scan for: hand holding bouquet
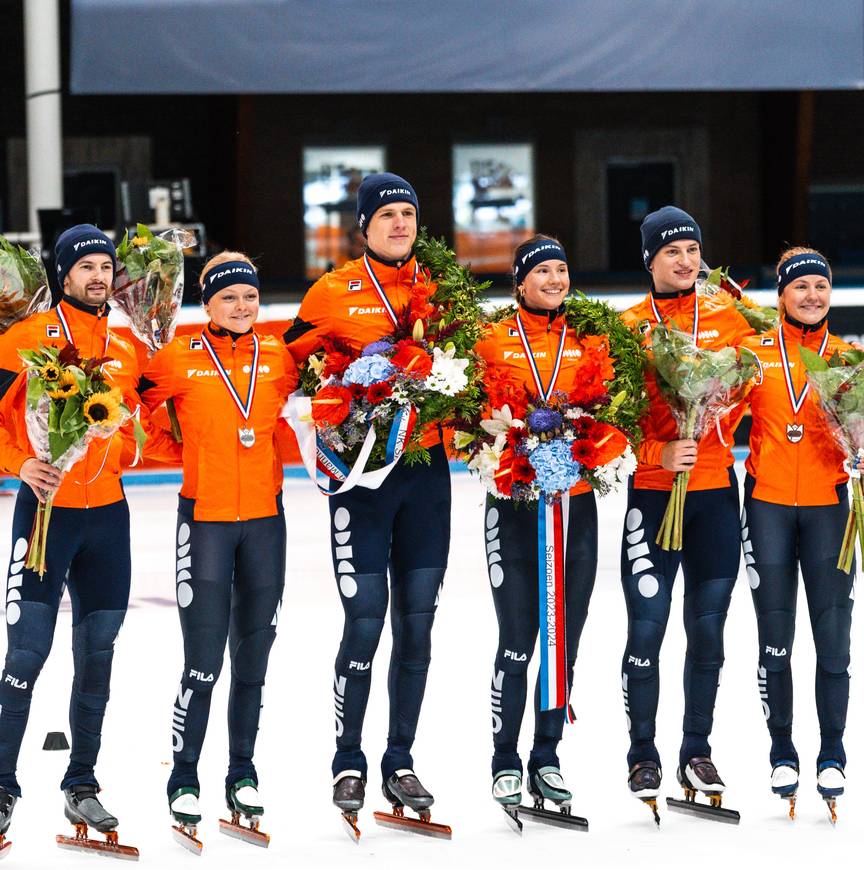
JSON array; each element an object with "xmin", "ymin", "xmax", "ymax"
[
  {"xmin": 112, "ymin": 224, "xmax": 194, "ymax": 441},
  {"xmin": 0, "ymin": 235, "xmax": 51, "ymax": 334},
  {"xmin": 651, "ymin": 324, "xmax": 758, "ymax": 550},
  {"xmin": 19, "ymin": 343, "xmax": 145, "ymax": 576},
  {"xmin": 800, "ymin": 345, "xmax": 864, "ymax": 572}
]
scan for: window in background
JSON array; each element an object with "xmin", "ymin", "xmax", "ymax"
[
  {"xmin": 303, "ymin": 146, "xmax": 385, "ymax": 279},
  {"xmin": 452, "ymin": 144, "xmax": 535, "ymax": 273}
]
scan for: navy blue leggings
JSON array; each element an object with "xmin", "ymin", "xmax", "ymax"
[
  {"xmin": 742, "ymin": 475, "xmax": 853, "ymax": 769},
  {"xmin": 485, "ymin": 492, "xmax": 597, "ymax": 777},
  {"xmin": 328, "ymin": 444, "xmax": 451, "ymax": 780},
  {"xmin": 0, "ymin": 487, "xmax": 130, "ymax": 796},
  {"xmin": 620, "ymin": 470, "xmax": 740, "ymax": 770},
  {"xmin": 167, "ymin": 496, "xmax": 285, "ymax": 796}
]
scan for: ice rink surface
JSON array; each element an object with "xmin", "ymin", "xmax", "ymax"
[{"xmin": 0, "ymin": 465, "xmax": 861, "ymax": 867}]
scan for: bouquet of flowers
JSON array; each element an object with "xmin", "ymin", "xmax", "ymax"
[
  {"xmin": 19, "ymin": 343, "xmax": 145, "ymax": 577},
  {"xmin": 0, "ymin": 235, "xmax": 51, "ymax": 334},
  {"xmin": 698, "ymin": 263, "xmax": 778, "ymax": 334},
  {"xmin": 651, "ymin": 324, "xmax": 758, "ymax": 550},
  {"xmin": 112, "ymin": 224, "xmax": 194, "ymax": 441},
  {"xmin": 800, "ymin": 345, "xmax": 864, "ymax": 572},
  {"xmin": 294, "ymin": 231, "xmax": 484, "ymax": 485},
  {"xmin": 458, "ymin": 293, "xmax": 646, "ymax": 501}
]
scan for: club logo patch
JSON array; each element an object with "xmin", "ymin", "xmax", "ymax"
[{"xmin": 786, "ymin": 423, "xmax": 804, "ymax": 444}]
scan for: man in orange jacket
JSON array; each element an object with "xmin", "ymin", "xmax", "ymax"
[
  {"xmin": 285, "ymin": 174, "xmax": 450, "ymax": 827},
  {"xmin": 619, "ymin": 207, "xmax": 754, "ymax": 817},
  {"xmin": 0, "ymin": 224, "xmax": 177, "ymax": 844}
]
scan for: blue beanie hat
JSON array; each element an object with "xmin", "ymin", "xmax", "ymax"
[
  {"xmin": 640, "ymin": 206, "xmax": 702, "ymax": 271},
  {"xmin": 54, "ymin": 224, "xmax": 116, "ymax": 289},
  {"xmin": 355, "ymin": 173, "xmax": 419, "ymax": 236}
]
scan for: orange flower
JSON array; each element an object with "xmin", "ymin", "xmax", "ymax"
[
  {"xmin": 391, "ymin": 343, "xmax": 433, "ymax": 378},
  {"xmin": 311, "ymin": 385, "xmax": 353, "ymax": 426},
  {"xmin": 589, "ymin": 421, "xmax": 629, "ymax": 466},
  {"xmin": 323, "ymin": 351, "xmax": 353, "ymax": 378}
]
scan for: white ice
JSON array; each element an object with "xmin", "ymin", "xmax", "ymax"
[{"xmin": 0, "ymin": 464, "xmax": 860, "ymax": 867}]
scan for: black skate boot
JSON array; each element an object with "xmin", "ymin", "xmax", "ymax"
[
  {"xmin": 333, "ymin": 771, "xmax": 365, "ymax": 843},
  {"xmin": 374, "ymin": 770, "xmax": 451, "ymax": 839},
  {"xmin": 58, "ymin": 784, "xmax": 138, "ymax": 859},
  {"xmin": 667, "ymin": 757, "xmax": 740, "ymax": 825},
  {"xmin": 220, "ymin": 778, "xmax": 269, "ymax": 848},
  {"xmin": 0, "ymin": 787, "xmax": 16, "ymax": 857},
  {"xmin": 628, "ymin": 761, "xmax": 661, "ymax": 826}
]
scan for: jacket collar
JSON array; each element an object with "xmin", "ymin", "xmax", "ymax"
[
  {"xmin": 518, "ymin": 299, "xmax": 565, "ymax": 326},
  {"xmin": 781, "ymin": 312, "xmax": 828, "ymax": 343},
  {"xmin": 650, "ymin": 283, "xmax": 696, "ymax": 301},
  {"xmin": 206, "ymin": 322, "xmax": 255, "ymax": 344},
  {"xmin": 59, "ymin": 294, "xmax": 108, "ymax": 319}
]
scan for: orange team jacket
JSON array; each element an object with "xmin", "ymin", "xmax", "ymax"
[
  {"xmin": 140, "ymin": 324, "xmax": 299, "ymax": 522},
  {"xmin": 474, "ymin": 305, "xmax": 592, "ymax": 496},
  {"xmin": 620, "ymin": 288, "xmax": 755, "ymax": 491},
  {"xmin": 283, "ymin": 253, "xmax": 441, "ymax": 447},
  {"xmin": 741, "ymin": 319, "xmax": 850, "ymax": 506},
  {"xmin": 0, "ymin": 297, "xmax": 180, "ymax": 509}
]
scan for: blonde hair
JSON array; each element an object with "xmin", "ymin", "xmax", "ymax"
[
  {"xmin": 199, "ymin": 250, "xmax": 257, "ymax": 290},
  {"xmin": 775, "ymin": 246, "xmax": 830, "ymax": 319}
]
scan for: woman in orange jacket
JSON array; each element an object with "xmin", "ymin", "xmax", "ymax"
[
  {"xmin": 739, "ymin": 248, "xmax": 853, "ymax": 816},
  {"xmin": 140, "ymin": 251, "xmax": 298, "ymax": 846},
  {"xmin": 474, "ymin": 235, "xmax": 599, "ymax": 816}
]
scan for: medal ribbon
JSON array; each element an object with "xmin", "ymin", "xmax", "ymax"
[
  {"xmin": 649, "ymin": 292, "xmax": 699, "ymax": 344},
  {"xmin": 514, "ymin": 311, "xmax": 567, "ymax": 401},
  {"xmin": 538, "ymin": 493, "xmax": 572, "ymax": 718},
  {"xmin": 778, "ymin": 322, "xmax": 829, "ymax": 415},
  {"xmin": 56, "ymin": 302, "xmax": 110, "ymax": 358},
  {"xmin": 362, "ymin": 254, "xmax": 418, "ymax": 329},
  {"xmin": 201, "ymin": 331, "xmax": 259, "ymax": 422},
  {"xmin": 514, "ymin": 311, "xmax": 571, "ymax": 716}
]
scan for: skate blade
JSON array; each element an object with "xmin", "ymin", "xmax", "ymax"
[
  {"xmin": 665, "ymin": 797, "xmax": 740, "ymax": 825},
  {"xmin": 640, "ymin": 797, "xmax": 661, "ymax": 826},
  {"xmin": 341, "ymin": 812, "xmax": 362, "ymax": 843},
  {"xmin": 500, "ymin": 806, "xmax": 523, "ymax": 835},
  {"xmin": 171, "ymin": 825, "xmax": 203, "ymax": 855},
  {"xmin": 0, "ymin": 837, "xmax": 11, "ymax": 860},
  {"xmin": 56, "ymin": 833, "xmax": 139, "ymax": 861},
  {"xmin": 824, "ymin": 798, "xmax": 838, "ymax": 825},
  {"xmin": 373, "ymin": 810, "xmax": 452, "ymax": 839},
  {"xmin": 518, "ymin": 804, "xmax": 588, "ymax": 832},
  {"xmin": 219, "ymin": 818, "xmax": 270, "ymax": 848}
]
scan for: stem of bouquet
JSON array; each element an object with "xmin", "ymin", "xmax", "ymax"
[
  {"xmin": 166, "ymin": 398, "xmax": 183, "ymax": 443},
  {"xmin": 24, "ymin": 491, "xmax": 54, "ymax": 578},
  {"xmin": 656, "ymin": 407, "xmax": 697, "ymax": 552},
  {"xmin": 853, "ymin": 476, "xmax": 864, "ymax": 570}
]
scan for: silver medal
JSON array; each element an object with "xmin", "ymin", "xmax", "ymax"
[
  {"xmin": 239, "ymin": 427, "xmax": 256, "ymax": 448},
  {"xmin": 786, "ymin": 423, "xmax": 804, "ymax": 444}
]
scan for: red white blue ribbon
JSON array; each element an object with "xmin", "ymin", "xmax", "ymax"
[
  {"xmin": 200, "ymin": 331, "xmax": 259, "ymax": 421},
  {"xmin": 778, "ymin": 322, "xmax": 829, "ymax": 415},
  {"xmin": 56, "ymin": 302, "xmax": 110, "ymax": 358},
  {"xmin": 514, "ymin": 310, "xmax": 567, "ymax": 401},
  {"xmin": 538, "ymin": 494, "xmax": 572, "ymax": 717},
  {"xmin": 362, "ymin": 254, "xmax": 418, "ymax": 328},
  {"xmin": 649, "ymin": 292, "xmax": 699, "ymax": 344}
]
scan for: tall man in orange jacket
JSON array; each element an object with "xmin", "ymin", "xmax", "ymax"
[
  {"xmin": 285, "ymin": 174, "xmax": 450, "ymax": 823},
  {"xmin": 0, "ymin": 225, "xmax": 178, "ymax": 841},
  {"xmin": 619, "ymin": 208, "xmax": 754, "ymax": 813}
]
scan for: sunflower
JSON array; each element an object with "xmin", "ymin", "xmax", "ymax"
[
  {"xmin": 39, "ymin": 362, "xmax": 61, "ymax": 383},
  {"xmin": 46, "ymin": 370, "xmax": 79, "ymax": 399},
  {"xmin": 83, "ymin": 392, "xmax": 121, "ymax": 426}
]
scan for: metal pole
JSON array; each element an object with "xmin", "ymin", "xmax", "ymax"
[{"xmin": 24, "ymin": 0, "xmax": 63, "ymax": 234}]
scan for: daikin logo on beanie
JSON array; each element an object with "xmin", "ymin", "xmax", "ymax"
[
  {"xmin": 639, "ymin": 206, "xmax": 702, "ymax": 270},
  {"xmin": 513, "ymin": 239, "xmax": 567, "ymax": 286},
  {"xmin": 776, "ymin": 253, "xmax": 831, "ymax": 293},
  {"xmin": 355, "ymin": 172, "xmax": 419, "ymax": 236},
  {"xmin": 54, "ymin": 224, "xmax": 116, "ymax": 288}
]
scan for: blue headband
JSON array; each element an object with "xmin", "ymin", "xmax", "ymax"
[
  {"xmin": 514, "ymin": 240, "xmax": 568, "ymax": 286},
  {"xmin": 777, "ymin": 253, "xmax": 831, "ymax": 293},
  {"xmin": 202, "ymin": 260, "xmax": 259, "ymax": 303}
]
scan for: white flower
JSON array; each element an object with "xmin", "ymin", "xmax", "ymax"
[
  {"xmin": 479, "ymin": 403, "xmax": 525, "ymax": 437},
  {"xmin": 525, "ymin": 435, "xmax": 540, "ymax": 451},
  {"xmin": 424, "ymin": 346, "xmax": 470, "ymax": 396},
  {"xmin": 564, "ymin": 407, "xmax": 586, "ymax": 420},
  {"xmin": 595, "ymin": 445, "xmax": 637, "ymax": 492},
  {"xmin": 467, "ymin": 439, "xmax": 504, "ymax": 477}
]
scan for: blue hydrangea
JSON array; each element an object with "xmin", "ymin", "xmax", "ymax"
[
  {"xmin": 362, "ymin": 340, "xmax": 393, "ymax": 357},
  {"xmin": 343, "ymin": 354, "xmax": 395, "ymax": 387},
  {"xmin": 527, "ymin": 407, "xmax": 563, "ymax": 435},
  {"xmin": 528, "ymin": 440, "xmax": 581, "ymax": 494}
]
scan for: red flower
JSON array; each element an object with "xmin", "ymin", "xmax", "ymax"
[
  {"xmin": 347, "ymin": 382, "xmax": 366, "ymax": 398},
  {"xmin": 506, "ymin": 427, "xmax": 525, "ymax": 449},
  {"xmin": 494, "ymin": 448, "xmax": 534, "ymax": 497},
  {"xmin": 391, "ymin": 343, "xmax": 433, "ymax": 378},
  {"xmin": 511, "ymin": 454, "xmax": 535, "ymax": 484},
  {"xmin": 589, "ymin": 422, "xmax": 629, "ymax": 466},
  {"xmin": 486, "ymin": 369, "xmax": 528, "ymax": 418},
  {"xmin": 570, "ymin": 439, "xmax": 599, "ymax": 468},
  {"xmin": 367, "ymin": 381, "xmax": 393, "ymax": 405},
  {"xmin": 311, "ymin": 385, "xmax": 353, "ymax": 426},
  {"xmin": 323, "ymin": 351, "xmax": 353, "ymax": 378}
]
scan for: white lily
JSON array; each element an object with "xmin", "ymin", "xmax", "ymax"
[{"xmin": 479, "ymin": 404, "xmax": 525, "ymax": 437}]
